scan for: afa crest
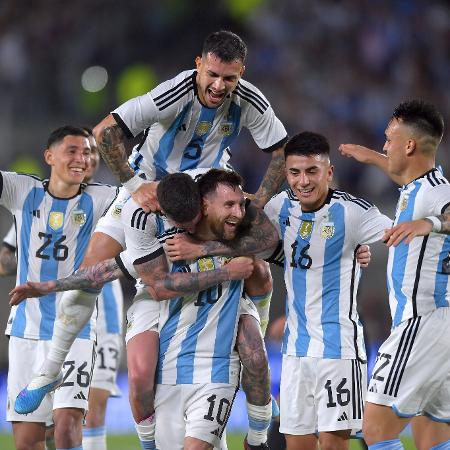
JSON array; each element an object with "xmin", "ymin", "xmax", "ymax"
[
  {"xmin": 195, "ymin": 121, "xmax": 212, "ymax": 136},
  {"xmin": 321, "ymin": 223, "xmax": 335, "ymax": 239},
  {"xmin": 299, "ymin": 220, "xmax": 314, "ymax": 239},
  {"xmin": 197, "ymin": 257, "xmax": 215, "ymax": 272},
  {"xmin": 219, "ymin": 123, "xmax": 234, "ymax": 136},
  {"xmin": 399, "ymin": 194, "xmax": 409, "ymax": 211},
  {"xmin": 72, "ymin": 209, "xmax": 86, "ymax": 227},
  {"xmin": 111, "ymin": 202, "xmax": 124, "ymax": 219},
  {"xmin": 48, "ymin": 212, "xmax": 64, "ymax": 231}
]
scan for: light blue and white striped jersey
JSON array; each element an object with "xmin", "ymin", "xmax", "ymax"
[
  {"xmin": 1, "ymin": 171, "xmax": 119, "ymax": 340},
  {"xmin": 119, "ymin": 198, "xmax": 242, "ymax": 385},
  {"xmin": 2, "ymin": 223, "xmax": 123, "ymax": 338},
  {"xmin": 265, "ymin": 188, "xmax": 392, "ymax": 360},
  {"xmin": 387, "ymin": 168, "xmax": 450, "ymax": 327},
  {"xmin": 113, "ymin": 69, "xmax": 287, "ymax": 180}
]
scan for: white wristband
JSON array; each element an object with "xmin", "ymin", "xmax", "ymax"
[
  {"xmin": 123, "ymin": 174, "xmax": 145, "ymax": 194},
  {"xmin": 425, "ymin": 216, "xmax": 442, "ymax": 233}
]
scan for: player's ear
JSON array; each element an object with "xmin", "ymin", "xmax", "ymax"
[
  {"xmin": 44, "ymin": 148, "xmax": 53, "ymax": 166},
  {"xmin": 239, "ymin": 65, "xmax": 245, "ymax": 77},
  {"xmin": 405, "ymin": 139, "xmax": 416, "ymax": 156},
  {"xmin": 195, "ymin": 56, "xmax": 202, "ymax": 70}
]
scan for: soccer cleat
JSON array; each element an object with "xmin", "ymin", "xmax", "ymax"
[
  {"xmin": 14, "ymin": 372, "xmax": 63, "ymax": 414},
  {"xmin": 244, "ymin": 436, "xmax": 270, "ymax": 450}
]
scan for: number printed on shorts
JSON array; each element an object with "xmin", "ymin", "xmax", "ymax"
[
  {"xmin": 372, "ymin": 352, "xmax": 392, "ymax": 382},
  {"xmin": 97, "ymin": 346, "xmax": 119, "ymax": 371},
  {"xmin": 325, "ymin": 378, "xmax": 350, "ymax": 407},
  {"xmin": 203, "ymin": 394, "xmax": 231, "ymax": 426},
  {"xmin": 61, "ymin": 360, "xmax": 90, "ymax": 388}
]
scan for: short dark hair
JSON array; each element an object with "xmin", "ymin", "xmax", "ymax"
[
  {"xmin": 392, "ymin": 100, "xmax": 444, "ymax": 141},
  {"xmin": 202, "ymin": 30, "xmax": 247, "ymax": 63},
  {"xmin": 197, "ymin": 168, "xmax": 243, "ymax": 198},
  {"xmin": 47, "ymin": 126, "xmax": 90, "ymax": 149},
  {"xmin": 157, "ymin": 173, "xmax": 202, "ymax": 223},
  {"xmin": 284, "ymin": 131, "xmax": 330, "ymax": 159}
]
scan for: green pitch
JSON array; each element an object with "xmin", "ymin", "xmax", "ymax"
[{"xmin": 0, "ymin": 433, "xmax": 416, "ymax": 449}]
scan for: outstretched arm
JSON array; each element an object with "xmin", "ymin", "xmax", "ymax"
[
  {"xmin": 165, "ymin": 204, "xmax": 279, "ymax": 261},
  {"xmin": 93, "ymin": 114, "xmax": 159, "ymax": 212},
  {"xmin": 338, "ymin": 144, "xmax": 403, "ymax": 185},
  {"xmin": 383, "ymin": 205, "xmax": 450, "ymax": 247},
  {"xmin": 253, "ymin": 147, "xmax": 286, "ymax": 208}
]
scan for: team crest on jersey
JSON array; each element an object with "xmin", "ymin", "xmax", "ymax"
[
  {"xmin": 111, "ymin": 202, "xmax": 124, "ymax": 219},
  {"xmin": 299, "ymin": 220, "xmax": 314, "ymax": 239},
  {"xmin": 399, "ymin": 193, "xmax": 409, "ymax": 211},
  {"xmin": 48, "ymin": 212, "xmax": 64, "ymax": 231},
  {"xmin": 321, "ymin": 222, "xmax": 335, "ymax": 239},
  {"xmin": 219, "ymin": 122, "xmax": 234, "ymax": 136},
  {"xmin": 72, "ymin": 209, "xmax": 86, "ymax": 227},
  {"xmin": 195, "ymin": 121, "xmax": 212, "ymax": 136},
  {"xmin": 197, "ymin": 257, "xmax": 215, "ymax": 272}
]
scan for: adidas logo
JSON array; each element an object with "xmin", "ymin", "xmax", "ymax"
[
  {"xmin": 337, "ymin": 411, "xmax": 348, "ymax": 422},
  {"xmin": 210, "ymin": 428, "xmax": 220, "ymax": 437},
  {"xmin": 74, "ymin": 391, "xmax": 87, "ymax": 400},
  {"xmin": 368, "ymin": 383, "xmax": 378, "ymax": 393}
]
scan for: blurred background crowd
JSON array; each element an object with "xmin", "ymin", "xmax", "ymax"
[{"xmin": 0, "ymin": 0, "xmax": 448, "ymax": 433}]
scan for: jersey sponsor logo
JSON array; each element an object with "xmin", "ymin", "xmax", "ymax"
[
  {"xmin": 299, "ymin": 220, "xmax": 313, "ymax": 239},
  {"xmin": 48, "ymin": 212, "xmax": 64, "ymax": 231},
  {"xmin": 197, "ymin": 257, "xmax": 215, "ymax": 272},
  {"xmin": 195, "ymin": 121, "xmax": 212, "ymax": 136},
  {"xmin": 71, "ymin": 209, "xmax": 86, "ymax": 227},
  {"xmin": 219, "ymin": 122, "xmax": 234, "ymax": 136}
]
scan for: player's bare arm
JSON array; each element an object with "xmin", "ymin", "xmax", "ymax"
[
  {"xmin": 9, "ymin": 258, "xmax": 123, "ymax": 305},
  {"xmin": 383, "ymin": 205, "xmax": 450, "ymax": 247},
  {"xmin": 0, "ymin": 245, "xmax": 17, "ymax": 276},
  {"xmin": 338, "ymin": 143, "xmax": 403, "ymax": 185},
  {"xmin": 165, "ymin": 204, "xmax": 279, "ymax": 261},
  {"xmin": 253, "ymin": 147, "xmax": 286, "ymax": 208},
  {"xmin": 139, "ymin": 256, "xmax": 254, "ymax": 300}
]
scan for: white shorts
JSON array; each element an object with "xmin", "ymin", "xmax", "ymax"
[
  {"xmin": 280, "ymin": 355, "xmax": 366, "ymax": 435},
  {"xmin": 91, "ymin": 333, "xmax": 122, "ymax": 396},
  {"xmin": 94, "ymin": 186, "xmax": 129, "ymax": 248},
  {"xmin": 7, "ymin": 336, "xmax": 95, "ymax": 424},
  {"xmin": 125, "ymin": 289, "xmax": 160, "ymax": 345},
  {"xmin": 367, "ymin": 307, "xmax": 450, "ymax": 421},
  {"xmin": 155, "ymin": 383, "xmax": 236, "ymax": 449}
]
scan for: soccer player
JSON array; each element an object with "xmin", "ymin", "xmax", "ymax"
[
  {"xmin": 262, "ymin": 132, "xmax": 391, "ymax": 450},
  {"xmin": 10, "ymin": 169, "xmax": 272, "ymax": 449},
  {"xmin": 26, "ymin": 29, "xmax": 286, "ymax": 447},
  {"xmin": 2, "ymin": 126, "xmax": 119, "ymax": 450},
  {"xmin": 339, "ymin": 100, "xmax": 450, "ymax": 450}
]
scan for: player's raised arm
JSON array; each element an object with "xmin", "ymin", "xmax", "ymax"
[{"xmin": 253, "ymin": 146, "xmax": 286, "ymax": 208}]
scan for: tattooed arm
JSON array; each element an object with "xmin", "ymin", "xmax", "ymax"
[
  {"xmin": 0, "ymin": 244, "xmax": 17, "ymax": 276},
  {"xmin": 165, "ymin": 203, "xmax": 279, "ymax": 261},
  {"xmin": 9, "ymin": 258, "xmax": 123, "ymax": 305},
  {"xmin": 137, "ymin": 255, "xmax": 254, "ymax": 300},
  {"xmin": 252, "ymin": 147, "xmax": 286, "ymax": 208}
]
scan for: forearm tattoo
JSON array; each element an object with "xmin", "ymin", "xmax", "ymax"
[
  {"xmin": 237, "ymin": 317, "xmax": 271, "ymax": 406},
  {"xmin": 97, "ymin": 124, "xmax": 135, "ymax": 183},
  {"xmin": 199, "ymin": 205, "xmax": 278, "ymax": 257},
  {"xmin": 0, "ymin": 247, "xmax": 17, "ymax": 276},
  {"xmin": 54, "ymin": 259, "xmax": 121, "ymax": 291},
  {"xmin": 437, "ymin": 206, "xmax": 450, "ymax": 234},
  {"xmin": 162, "ymin": 267, "xmax": 229, "ymax": 295},
  {"xmin": 254, "ymin": 148, "xmax": 286, "ymax": 207}
]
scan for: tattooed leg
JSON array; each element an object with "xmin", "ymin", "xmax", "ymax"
[{"xmin": 237, "ymin": 314, "xmax": 272, "ymax": 446}]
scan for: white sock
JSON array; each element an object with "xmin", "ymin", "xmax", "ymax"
[
  {"xmin": 83, "ymin": 425, "xmax": 106, "ymax": 450},
  {"xmin": 135, "ymin": 414, "xmax": 156, "ymax": 449},
  {"xmin": 43, "ymin": 289, "xmax": 99, "ymax": 377},
  {"xmin": 246, "ymin": 400, "xmax": 272, "ymax": 446}
]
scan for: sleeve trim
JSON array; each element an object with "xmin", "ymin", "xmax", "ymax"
[
  {"xmin": 115, "ymin": 255, "xmax": 135, "ymax": 281},
  {"xmin": 260, "ymin": 135, "xmax": 289, "ymax": 153},
  {"xmin": 134, "ymin": 247, "xmax": 165, "ymax": 266},
  {"xmin": 112, "ymin": 112, "xmax": 134, "ymax": 139}
]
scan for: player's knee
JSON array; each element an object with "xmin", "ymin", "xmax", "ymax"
[
  {"xmin": 362, "ymin": 418, "xmax": 385, "ymax": 445},
  {"xmin": 319, "ymin": 434, "xmax": 349, "ymax": 450},
  {"xmin": 54, "ymin": 408, "xmax": 83, "ymax": 446}
]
